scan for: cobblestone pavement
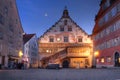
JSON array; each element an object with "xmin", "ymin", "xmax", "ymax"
[{"xmin": 0, "ymin": 68, "xmax": 120, "ymax": 80}]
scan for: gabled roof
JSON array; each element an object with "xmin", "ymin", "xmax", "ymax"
[
  {"xmin": 39, "ymin": 7, "xmax": 88, "ymax": 39},
  {"xmin": 23, "ymin": 34, "xmax": 35, "ymax": 44}
]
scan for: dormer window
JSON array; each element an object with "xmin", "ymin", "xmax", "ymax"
[{"xmin": 64, "ymin": 20, "xmax": 67, "ymax": 25}]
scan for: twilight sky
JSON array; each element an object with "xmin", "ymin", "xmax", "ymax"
[{"xmin": 16, "ymin": 0, "xmax": 100, "ymax": 37}]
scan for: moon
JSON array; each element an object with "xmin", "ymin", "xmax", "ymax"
[{"xmin": 45, "ymin": 13, "xmax": 48, "ymax": 17}]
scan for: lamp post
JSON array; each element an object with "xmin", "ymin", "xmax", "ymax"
[{"xmin": 19, "ymin": 50, "xmax": 23, "ymax": 62}]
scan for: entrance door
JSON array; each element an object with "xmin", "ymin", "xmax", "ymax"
[
  {"xmin": 114, "ymin": 52, "xmax": 120, "ymax": 67},
  {"xmin": 79, "ymin": 59, "xmax": 85, "ymax": 68},
  {"xmin": 62, "ymin": 60, "xmax": 69, "ymax": 68},
  {"xmin": 2, "ymin": 56, "xmax": 5, "ymax": 65}
]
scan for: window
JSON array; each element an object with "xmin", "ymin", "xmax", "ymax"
[
  {"xmin": 117, "ymin": 3, "xmax": 120, "ymax": 12},
  {"xmin": 64, "ymin": 20, "xmax": 67, "ymax": 25},
  {"xmin": 64, "ymin": 36, "xmax": 69, "ymax": 42},
  {"xmin": 107, "ymin": 57, "xmax": 112, "ymax": 63},
  {"xmin": 101, "ymin": 57, "xmax": 105, "ymax": 63},
  {"xmin": 68, "ymin": 26, "xmax": 72, "ymax": 31},
  {"xmin": 78, "ymin": 36, "xmax": 82, "ymax": 42},
  {"xmin": 98, "ymin": 17, "xmax": 105, "ymax": 26},
  {"xmin": 57, "ymin": 38, "xmax": 61, "ymax": 42},
  {"xmin": 112, "ymin": 7, "xmax": 117, "ymax": 16},
  {"xmin": 0, "ymin": 32, "xmax": 3, "ymax": 40},
  {"xmin": 0, "ymin": 44, "xmax": 2, "ymax": 51},
  {"xmin": 96, "ymin": 58, "xmax": 99, "ymax": 63},
  {"xmin": 78, "ymin": 38, "xmax": 82, "ymax": 42},
  {"xmin": 0, "ymin": 13, "xmax": 4, "ymax": 25},
  {"xmin": 9, "ymin": 24, "xmax": 14, "ymax": 32},
  {"xmin": 49, "ymin": 36, "xmax": 54, "ymax": 42},
  {"xmin": 108, "ymin": 11, "xmax": 112, "ymax": 19},
  {"xmin": 110, "ymin": 0, "xmax": 116, "ymax": 5},
  {"xmin": 16, "ymin": 19, "xmax": 18, "ymax": 24},
  {"xmin": 60, "ymin": 26, "xmax": 64, "ymax": 31},
  {"xmin": 4, "ymin": 7, "xmax": 8, "ymax": 15}
]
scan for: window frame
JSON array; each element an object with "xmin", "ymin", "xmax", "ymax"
[{"xmin": 64, "ymin": 36, "xmax": 69, "ymax": 42}]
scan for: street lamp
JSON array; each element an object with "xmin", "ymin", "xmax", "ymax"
[
  {"xmin": 19, "ymin": 50, "xmax": 23, "ymax": 58},
  {"xmin": 94, "ymin": 51, "xmax": 99, "ymax": 57}
]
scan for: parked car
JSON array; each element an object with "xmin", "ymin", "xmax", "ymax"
[{"xmin": 46, "ymin": 63, "xmax": 61, "ymax": 69}]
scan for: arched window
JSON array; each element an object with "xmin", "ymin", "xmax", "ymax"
[{"xmin": 114, "ymin": 52, "xmax": 120, "ymax": 67}]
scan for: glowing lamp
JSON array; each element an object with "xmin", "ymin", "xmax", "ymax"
[
  {"xmin": 57, "ymin": 38, "xmax": 60, "ymax": 41},
  {"xmin": 94, "ymin": 51, "xmax": 99, "ymax": 57},
  {"xmin": 19, "ymin": 51, "xmax": 23, "ymax": 57}
]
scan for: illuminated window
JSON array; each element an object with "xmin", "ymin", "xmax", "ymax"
[
  {"xmin": 107, "ymin": 57, "xmax": 112, "ymax": 63},
  {"xmin": 64, "ymin": 36, "xmax": 69, "ymax": 42},
  {"xmin": 96, "ymin": 58, "xmax": 99, "ymax": 63},
  {"xmin": 101, "ymin": 57, "xmax": 105, "ymax": 63},
  {"xmin": 57, "ymin": 38, "xmax": 61, "ymax": 42},
  {"xmin": 46, "ymin": 50, "xmax": 49, "ymax": 53}
]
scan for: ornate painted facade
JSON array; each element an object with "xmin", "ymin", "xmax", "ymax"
[
  {"xmin": 93, "ymin": 0, "xmax": 120, "ymax": 68},
  {"xmin": 39, "ymin": 8, "xmax": 93, "ymax": 68}
]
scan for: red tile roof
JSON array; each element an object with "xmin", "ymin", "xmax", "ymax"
[{"xmin": 23, "ymin": 34, "xmax": 35, "ymax": 44}]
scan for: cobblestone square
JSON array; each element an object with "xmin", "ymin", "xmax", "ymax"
[{"xmin": 0, "ymin": 68, "xmax": 120, "ymax": 80}]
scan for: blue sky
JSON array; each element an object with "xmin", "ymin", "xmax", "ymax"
[{"xmin": 16, "ymin": 0, "xmax": 100, "ymax": 37}]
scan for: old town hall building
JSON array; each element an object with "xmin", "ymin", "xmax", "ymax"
[
  {"xmin": 93, "ymin": 0, "xmax": 120, "ymax": 68},
  {"xmin": 38, "ymin": 8, "xmax": 93, "ymax": 68}
]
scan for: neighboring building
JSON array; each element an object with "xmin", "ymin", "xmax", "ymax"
[
  {"xmin": 0, "ymin": 0, "xmax": 24, "ymax": 68},
  {"xmin": 38, "ymin": 7, "xmax": 93, "ymax": 68},
  {"xmin": 23, "ymin": 34, "xmax": 39, "ymax": 68},
  {"xmin": 92, "ymin": 0, "xmax": 120, "ymax": 67}
]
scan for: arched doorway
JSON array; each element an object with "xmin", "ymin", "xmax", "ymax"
[
  {"xmin": 62, "ymin": 60, "xmax": 69, "ymax": 68},
  {"xmin": 114, "ymin": 52, "xmax": 120, "ymax": 67}
]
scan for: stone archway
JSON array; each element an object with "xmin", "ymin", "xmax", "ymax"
[
  {"xmin": 62, "ymin": 60, "xmax": 69, "ymax": 68},
  {"xmin": 114, "ymin": 52, "xmax": 120, "ymax": 67}
]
